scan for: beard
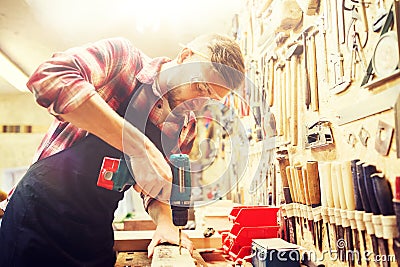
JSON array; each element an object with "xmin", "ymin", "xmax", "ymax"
[
  {"xmin": 165, "ymin": 88, "xmax": 180, "ymax": 111},
  {"xmin": 165, "ymin": 88, "xmax": 209, "ymax": 117}
]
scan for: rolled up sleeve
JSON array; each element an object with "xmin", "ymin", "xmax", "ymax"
[
  {"xmin": 26, "ymin": 38, "xmax": 134, "ymax": 116},
  {"xmin": 140, "ymin": 192, "xmax": 155, "ymax": 213}
]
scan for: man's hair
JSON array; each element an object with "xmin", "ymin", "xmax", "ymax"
[{"xmin": 187, "ymin": 34, "xmax": 245, "ymax": 90}]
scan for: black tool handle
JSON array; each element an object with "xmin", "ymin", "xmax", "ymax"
[
  {"xmin": 371, "ymin": 173, "xmax": 394, "ymax": 216},
  {"xmin": 283, "ymin": 187, "xmax": 293, "ymax": 204},
  {"xmin": 362, "ymin": 164, "xmax": 381, "ymax": 215},
  {"xmin": 356, "ymin": 161, "xmax": 371, "ymax": 212},
  {"xmin": 351, "ymin": 159, "xmax": 363, "ymax": 211},
  {"xmin": 302, "ymin": 253, "xmax": 325, "ymax": 267}
]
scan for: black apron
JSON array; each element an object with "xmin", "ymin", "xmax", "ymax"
[{"xmin": 0, "ymin": 81, "xmax": 178, "ymax": 267}]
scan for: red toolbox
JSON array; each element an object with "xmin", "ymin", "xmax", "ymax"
[
  {"xmin": 222, "ymin": 206, "xmax": 280, "ymax": 262},
  {"xmin": 228, "ymin": 206, "xmax": 279, "ymax": 226}
]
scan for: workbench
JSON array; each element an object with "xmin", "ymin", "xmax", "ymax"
[
  {"xmin": 114, "ymin": 230, "xmax": 238, "ymax": 266},
  {"xmin": 114, "ymin": 230, "xmax": 222, "ymax": 252},
  {"xmin": 115, "ymin": 249, "xmax": 312, "ymax": 266},
  {"xmin": 115, "ymin": 249, "xmax": 240, "ymax": 267}
]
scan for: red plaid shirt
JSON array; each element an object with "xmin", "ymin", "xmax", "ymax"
[{"xmin": 1, "ymin": 38, "xmax": 196, "ymax": 211}]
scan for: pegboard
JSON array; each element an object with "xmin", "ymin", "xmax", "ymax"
[{"xmin": 234, "ymin": 0, "xmax": 400, "ymax": 265}]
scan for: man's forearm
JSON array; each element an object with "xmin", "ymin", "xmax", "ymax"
[
  {"xmin": 147, "ymin": 200, "xmax": 173, "ymax": 226},
  {"xmin": 60, "ymin": 94, "xmax": 148, "ymax": 157}
]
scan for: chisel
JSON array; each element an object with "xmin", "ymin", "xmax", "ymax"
[
  {"xmin": 362, "ymin": 164, "xmax": 386, "ymax": 267},
  {"xmin": 319, "ymin": 162, "xmax": 335, "ymax": 255},
  {"xmin": 331, "ymin": 162, "xmax": 346, "ymax": 262},
  {"xmin": 334, "ymin": 161, "xmax": 356, "ymax": 266},
  {"xmin": 277, "ymin": 150, "xmax": 292, "ymax": 204},
  {"xmin": 300, "ymin": 166, "xmax": 316, "ymax": 245},
  {"xmin": 351, "ymin": 159, "xmax": 369, "ymax": 266},
  {"xmin": 306, "ymin": 161, "xmax": 322, "ymax": 252},
  {"xmin": 291, "ymin": 165, "xmax": 304, "ymax": 240},
  {"xmin": 285, "ymin": 165, "xmax": 298, "ymax": 244},
  {"xmin": 371, "ymin": 172, "xmax": 395, "ymax": 267},
  {"xmin": 295, "ymin": 164, "xmax": 310, "ymax": 242},
  {"xmin": 277, "ymin": 150, "xmax": 295, "ymax": 243},
  {"xmin": 341, "ymin": 161, "xmax": 358, "ymax": 266},
  {"xmin": 393, "ymin": 176, "xmax": 400, "ymax": 263},
  {"xmin": 356, "ymin": 162, "xmax": 379, "ymax": 266}
]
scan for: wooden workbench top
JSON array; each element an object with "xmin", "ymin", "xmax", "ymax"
[
  {"xmin": 115, "ymin": 249, "xmax": 246, "ymax": 267},
  {"xmin": 114, "ymin": 230, "xmax": 222, "ymax": 252}
]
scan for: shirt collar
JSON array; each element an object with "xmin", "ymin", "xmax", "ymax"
[{"xmin": 136, "ymin": 56, "xmax": 170, "ymax": 98}]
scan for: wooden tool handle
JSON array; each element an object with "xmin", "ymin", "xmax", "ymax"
[
  {"xmin": 285, "ymin": 61, "xmax": 291, "ymax": 142},
  {"xmin": 268, "ymin": 59, "xmax": 275, "ymax": 107},
  {"xmin": 309, "ymin": 34, "xmax": 319, "ymax": 112},
  {"xmin": 306, "ymin": 161, "xmax": 321, "ymax": 206},
  {"xmin": 295, "ymin": 164, "xmax": 307, "ymax": 205},
  {"xmin": 278, "ymin": 65, "xmax": 285, "ymax": 136},
  {"xmin": 277, "ymin": 155, "xmax": 290, "ymax": 187},
  {"xmin": 340, "ymin": 161, "xmax": 356, "ymax": 210},
  {"xmin": 330, "ymin": 163, "xmax": 341, "ymax": 209},
  {"xmin": 291, "ymin": 56, "xmax": 298, "ymax": 146},
  {"xmin": 301, "ymin": 167, "xmax": 312, "ymax": 206},
  {"xmin": 303, "ymin": 37, "xmax": 311, "ymax": 109},
  {"xmin": 318, "ymin": 162, "xmax": 333, "ymax": 208},
  {"xmin": 332, "ymin": 0, "xmax": 340, "ymax": 52},
  {"xmin": 286, "ymin": 166, "xmax": 298, "ymax": 203},
  {"xmin": 333, "ymin": 162, "xmax": 347, "ymax": 210}
]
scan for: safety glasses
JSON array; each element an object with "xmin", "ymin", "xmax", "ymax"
[{"xmin": 178, "ymin": 43, "xmax": 210, "ymax": 61}]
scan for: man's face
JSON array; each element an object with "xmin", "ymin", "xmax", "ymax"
[
  {"xmin": 160, "ymin": 55, "xmax": 232, "ymax": 116},
  {"xmin": 166, "ymin": 82, "xmax": 229, "ymax": 116}
]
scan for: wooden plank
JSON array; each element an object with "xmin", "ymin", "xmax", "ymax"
[
  {"xmin": 123, "ymin": 218, "xmax": 156, "ymax": 231},
  {"xmin": 115, "ymin": 250, "xmax": 210, "ymax": 267},
  {"xmin": 151, "ymin": 245, "xmax": 195, "ymax": 267},
  {"xmin": 115, "ymin": 251, "xmax": 151, "ymax": 267},
  {"xmin": 114, "ymin": 230, "xmax": 222, "ymax": 252}
]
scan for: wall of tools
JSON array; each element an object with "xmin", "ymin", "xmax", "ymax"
[{"xmin": 233, "ymin": 0, "xmax": 400, "ymax": 265}]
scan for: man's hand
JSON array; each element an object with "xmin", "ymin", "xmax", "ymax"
[
  {"xmin": 129, "ymin": 138, "xmax": 172, "ymax": 202},
  {"xmin": 147, "ymin": 222, "xmax": 193, "ymax": 258},
  {"xmin": 146, "ymin": 200, "xmax": 193, "ymax": 258}
]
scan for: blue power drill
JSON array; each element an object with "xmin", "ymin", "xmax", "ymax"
[{"xmin": 97, "ymin": 154, "xmax": 191, "ymax": 252}]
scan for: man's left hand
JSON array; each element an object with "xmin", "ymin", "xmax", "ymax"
[{"xmin": 147, "ymin": 222, "xmax": 193, "ymax": 258}]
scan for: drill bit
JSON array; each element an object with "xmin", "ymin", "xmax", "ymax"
[{"xmin": 179, "ymin": 228, "xmax": 182, "ymax": 255}]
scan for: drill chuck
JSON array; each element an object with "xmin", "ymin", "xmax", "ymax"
[{"xmin": 172, "ymin": 208, "xmax": 189, "ymax": 227}]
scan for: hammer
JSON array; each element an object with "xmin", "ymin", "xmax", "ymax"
[
  {"xmin": 299, "ymin": 25, "xmax": 316, "ymax": 110},
  {"xmin": 285, "ymin": 42, "xmax": 303, "ymax": 146}
]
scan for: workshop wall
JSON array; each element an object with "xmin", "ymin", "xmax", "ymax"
[
  {"xmin": 0, "ymin": 93, "xmax": 52, "ymax": 190},
  {"xmin": 231, "ymin": 0, "xmax": 400, "ymax": 265}
]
